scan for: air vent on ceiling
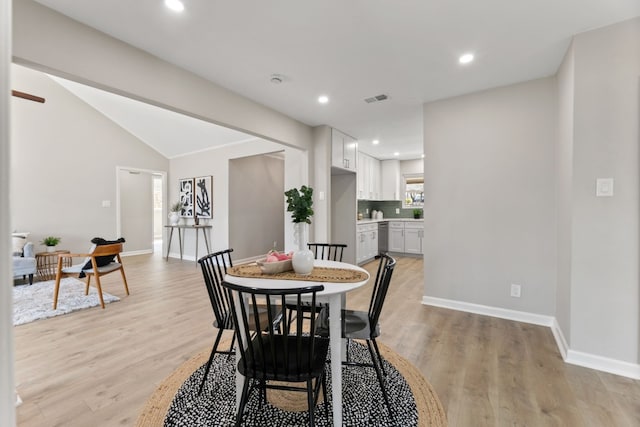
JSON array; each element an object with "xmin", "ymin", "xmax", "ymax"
[{"xmin": 364, "ymin": 94, "xmax": 388, "ymax": 103}]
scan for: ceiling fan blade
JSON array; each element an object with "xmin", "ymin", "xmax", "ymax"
[{"xmin": 11, "ymin": 90, "xmax": 45, "ymax": 103}]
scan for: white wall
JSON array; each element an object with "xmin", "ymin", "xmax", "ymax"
[
  {"xmin": 568, "ymin": 18, "xmax": 639, "ymax": 363},
  {"xmin": 10, "ymin": 64, "xmax": 169, "ymax": 253},
  {"xmin": 229, "ymin": 153, "xmax": 284, "ymax": 260},
  {"xmin": 169, "ymin": 141, "xmax": 307, "ymax": 260},
  {"xmin": 423, "ymin": 77, "xmax": 558, "ymax": 316},
  {"xmin": 1, "ymin": 0, "xmax": 15, "ymax": 423},
  {"xmin": 400, "ymin": 159, "xmax": 423, "ymax": 176},
  {"xmin": 555, "ymin": 43, "xmax": 575, "ymax": 345}
]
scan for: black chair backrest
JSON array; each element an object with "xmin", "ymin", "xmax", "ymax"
[
  {"xmin": 307, "ymin": 243, "xmax": 347, "ymax": 262},
  {"xmin": 198, "ymin": 249, "xmax": 234, "ymax": 329},
  {"xmin": 368, "ymin": 253, "xmax": 397, "ymax": 331},
  {"xmin": 222, "ymin": 280, "xmax": 326, "ymax": 381}
]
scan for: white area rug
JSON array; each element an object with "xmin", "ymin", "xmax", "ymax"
[{"xmin": 13, "ymin": 277, "xmax": 120, "ymax": 326}]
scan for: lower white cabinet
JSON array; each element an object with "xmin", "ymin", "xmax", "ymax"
[
  {"xmin": 388, "ymin": 222, "xmax": 405, "ymax": 253},
  {"xmin": 404, "ymin": 222, "xmax": 424, "ymax": 254},
  {"xmin": 356, "ymin": 223, "xmax": 378, "ymax": 264},
  {"xmin": 388, "ymin": 221, "xmax": 423, "ymax": 254}
]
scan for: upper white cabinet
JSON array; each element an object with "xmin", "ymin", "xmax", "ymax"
[
  {"xmin": 357, "ymin": 151, "xmax": 381, "ymax": 200},
  {"xmin": 381, "ymin": 159, "xmax": 401, "ymax": 201},
  {"xmin": 332, "ymin": 128, "xmax": 357, "ymax": 172}
]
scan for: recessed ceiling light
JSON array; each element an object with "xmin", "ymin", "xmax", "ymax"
[
  {"xmin": 372, "ymin": 140, "xmax": 380, "ymax": 145},
  {"xmin": 421, "ymin": 154, "xmax": 425, "ymax": 158},
  {"xmin": 459, "ymin": 53, "xmax": 474, "ymax": 64},
  {"xmin": 165, "ymin": 0, "xmax": 184, "ymax": 12},
  {"xmin": 318, "ymin": 95, "xmax": 329, "ymax": 104},
  {"xmin": 393, "ymin": 152, "xmax": 399, "ymax": 157}
]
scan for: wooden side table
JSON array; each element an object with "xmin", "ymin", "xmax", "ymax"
[{"xmin": 36, "ymin": 250, "xmax": 72, "ymax": 281}]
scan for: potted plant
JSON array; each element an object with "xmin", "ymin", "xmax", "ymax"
[
  {"xmin": 168, "ymin": 201, "xmax": 183, "ymax": 226},
  {"xmin": 284, "ymin": 185, "xmax": 314, "ymax": 274},
  {"xmin": 40, "ymin": 236, "xmax": 61, "ymax": 253},
  {"xmin": 412, "ymin": 208, "xmax": 422, "ymax": 219}
]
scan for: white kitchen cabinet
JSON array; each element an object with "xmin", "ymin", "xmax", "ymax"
[
  {"xmin": 332, "ymin": 128, "xmax": 357, "ymax": 172},
  {"xmin": 357, "ymin": 151, "xmax": 381, "ymax": 200},
  {"xmin": 388, "ymin": 221, "xmax": 405, "ymax": 253},
  {"xmin": 356, "ymin": 223, "xmax": 378, "ymax": 264},
  {"xmin": 381, "ymin": 159, "xmax": 401, "ymax": 200},
  {"xmin": 404, "ymin": 222, "xmax": 424, "ymax": 254}
]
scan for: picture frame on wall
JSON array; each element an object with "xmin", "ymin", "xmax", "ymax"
[
  {"xmin": 179, "ymin": 178, "xmax": 194, "ymax": 218},
  {"xmin": 194, "ymin": 175, "xmax": 213, "ymax": 219}
]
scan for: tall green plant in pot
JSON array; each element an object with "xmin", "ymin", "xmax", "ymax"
[{"xmin": 285, "ymin": 185, "xmax": 314, "ymax": 275}]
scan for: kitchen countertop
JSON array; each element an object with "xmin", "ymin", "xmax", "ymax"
[{"xmin": 357, "ymin": 218, "xmax": 423, "ymax": 224}]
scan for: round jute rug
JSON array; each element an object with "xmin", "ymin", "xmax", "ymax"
[{"xmin": 136, "ymin": 338, "xmax": 447, "ymax": 426}]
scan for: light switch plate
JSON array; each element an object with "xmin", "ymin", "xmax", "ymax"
[
  {"xmin": 395, "ymin": 208, "xmax": 400, "ymax": 214},
  {"xmin": 596, "ymin": 178, "xmax": 614, "ymax": 197},
  {"xmin": 101, "ymin": 200, "xmax": 111, "ymax": 207}
]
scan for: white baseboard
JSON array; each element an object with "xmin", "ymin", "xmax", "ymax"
[
  {"xmin": 566, "ymin": 350, "xmax": 640, "ymax": 379},
  {"xmin": 422, "ymin": 295, "xmax": 640, "ymax": 380},
  {"xmin": 121, "ymin": 249, "xmax": 153, "ymax": 257},
  {"xmin": 421, "ymin": 296, "xmax": 554, "ymax": 327}
]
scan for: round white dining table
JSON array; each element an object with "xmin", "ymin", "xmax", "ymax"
[{"xmin": 225, "ymin": 259, "xmax": 370, "ymax": 427}]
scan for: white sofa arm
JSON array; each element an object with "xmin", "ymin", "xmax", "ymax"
[{"xmin": 22, "ymin": 242, "xmax": 35, "ymax": 258}]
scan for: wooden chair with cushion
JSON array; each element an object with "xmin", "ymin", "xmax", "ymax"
[{"xmin": 53, "ymin": 242, "xmax": 129, "ymax": 309}]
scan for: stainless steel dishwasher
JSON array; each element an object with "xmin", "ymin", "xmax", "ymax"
[{"xmin": 378, "ymin": 222, "xmax": 389, "ymax": 253}]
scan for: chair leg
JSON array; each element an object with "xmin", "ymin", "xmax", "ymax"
[
  {"xmin": 236, "ymin": 377, "xmax": 250, "ymax": 427},
  {"xmin": 28, "ymin": 274, "xmax": 33, "ymax": 285},
  {"xmin": 85, "ymin": 275, "xmax": 91, "ymax": 295},
  {"xmin": 198, "ymin": 328, "xmax": 225, "ymax": 395},
  {"xmin": 94, "ymin": 275, "xmax": 106, "ymax": 309},
  {"xmin": 366, "ymin": 339, "xmax": 393, "ymax": 419},
  {"xmin": 119, "ymin": 266, "xmax": 130, "ymax": 295},
  {"xmin": 307, "ymin": 379, "xmax": 315, "ymax": 427},
  {"xmin": 53, "ymin": 274, "xmax": 62, "ymax": 310},
  {"xmin": 371, "ymin": 338, "xmax": 387, "ymax": 376}
]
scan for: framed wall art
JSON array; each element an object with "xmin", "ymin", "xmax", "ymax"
[
  {"xmin": 179, "ymin": 178, "xmax": 194, "ymax": 217},
  {"xmin": 194, "ymin": 175, "xmax": 213, "ymax": 219}
]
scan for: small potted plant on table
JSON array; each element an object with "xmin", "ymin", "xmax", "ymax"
[
  {"xmin": 169, "ymin": 202, "xmax": 184, "ymax": 226},
  {"xmin": 41, "ymin": 236, "xmax": 61, "ymax": 253},
  {"xmin": 412, "ymin": 208, "xmax": 423, "ymax": 219}
]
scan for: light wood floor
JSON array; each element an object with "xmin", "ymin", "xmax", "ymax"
[{"xmin": 14, "ymin": 254, "xmax": 640, "ymax": 426}]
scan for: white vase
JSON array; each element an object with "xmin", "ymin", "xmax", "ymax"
[
  {"xmin": 292, "ymin": 222, "xmax": 314, "ymax": 275},
  {"xmin": 46, "ymin": 246, "xmax": 56, "ymax": 253},
  {"xmin": 168, "ymin": 211, "xmax": 180, "ymax": 226}
]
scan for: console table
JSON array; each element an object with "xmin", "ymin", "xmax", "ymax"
[{"xmin": 164, "ymin": 224, "xmax": 212, "ymax": 262}]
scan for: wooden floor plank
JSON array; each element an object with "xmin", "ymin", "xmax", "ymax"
[{"xmin": 14, "ymin": 253, "xmax": 640, "ymax": 426}]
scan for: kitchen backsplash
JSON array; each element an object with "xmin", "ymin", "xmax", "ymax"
[{"xmin": 357, "ymin": 200, "xmax": 422, "ymax": 219}]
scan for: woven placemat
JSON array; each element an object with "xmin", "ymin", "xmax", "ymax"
[{"xmin": 227, "ymin": 264, "xmax": 368, "ymax": 283}]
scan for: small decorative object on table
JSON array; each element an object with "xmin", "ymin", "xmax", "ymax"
[
  {"xmin": 285, "ymin": 185, "xmax": 315, "ymax": 275},
  {"xmin": 40, "ymin": 236, "xmax": 61, "ymax": 253},
  {"xmin": 256, "ymin": 250, "xmax": 293, "ymax": 274},
  {"xmin": 413, "ymin": 208, "xmax": 423, "ymax": 219},
  {"xmin": 169, "ymin": 201, "xmax": 183, "ymax": 226}
]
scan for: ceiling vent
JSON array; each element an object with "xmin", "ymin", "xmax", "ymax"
[{"xmin": 364, "ymin": 94, "xmax": 388, "ymax": 103}]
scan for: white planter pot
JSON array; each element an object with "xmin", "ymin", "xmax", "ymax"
[{"xmin": 168, "ymin": 211, "xmax": 180, "ymax": 226}]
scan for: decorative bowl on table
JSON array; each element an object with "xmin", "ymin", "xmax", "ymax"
[{"xmin": 256, "ymin": 258, "xmax": 293, "ymax": 274}]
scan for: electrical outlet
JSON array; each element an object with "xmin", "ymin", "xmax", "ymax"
[
  {"xmin": 395, "ymin": 208, "xmax": 400, "ymax": 214},
  {"xmin": 273, "ymin": 241, "xmax": 277, "ymax": 249},
  {"xmin": 510, "ymin": 284, "xmax": 521, "ymax": 298}
]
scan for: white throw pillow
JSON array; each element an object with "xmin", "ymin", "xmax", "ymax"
[{"xmin": 12, "ymin": 232, "xmax": 30, "ymax": 256}]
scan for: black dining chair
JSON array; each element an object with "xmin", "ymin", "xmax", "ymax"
[
  {"xmin": 317, "ymin": 253, "xmax": 397, "ymax": 417},
  {"xmin": 286, "ymin": 243, "xmax": 347, "ymax": 329},
  {"xmin": 197, "ymin": 248, "xmax": 236, "ymax": 395},
  {"xmin": 223, "ymin": 280, "xmax": 330, "ymax": 427}
]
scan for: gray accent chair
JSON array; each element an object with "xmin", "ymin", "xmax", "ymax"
[{"xmin": 13, "ymin": 242, "xmax": 36, "ymax": 285}]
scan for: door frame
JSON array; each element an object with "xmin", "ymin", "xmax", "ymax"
[{"xmin": 116, "ymin": 166, "xmax": 167, "ymax": 256}]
